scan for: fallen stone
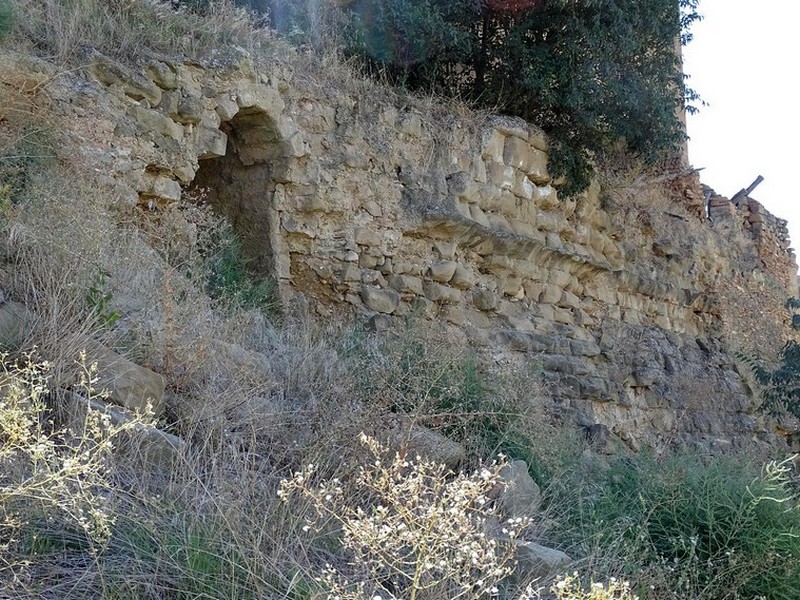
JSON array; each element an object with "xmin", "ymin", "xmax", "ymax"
[
  {"xmin": 498, "ymin": 460, "xmax": 541, "ymax": 519},
  {"xmin": 514, "ymin": 541, "xmax": 572, "ymax": 580},
  {"xmin": 0, "ymin": 300, "xmax": 31, "ymax": 350},
  {"xmin": 379, "ymin": 415, "xmax": 466, "ymax": 471},
  {"xmin": 67, "ymin": 393, "xmax": 184, "ymax": 470},
  {"xmin": 84, "ymin": 344, "xmax": 166, "ymax": 418}
]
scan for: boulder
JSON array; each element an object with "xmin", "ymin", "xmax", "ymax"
[
  {"xmin": 498, "ymin": 460, "xmax": 541, "ymax": 519},
  {"xmin": 515, "ymin": 541, "xmax": 572, "ymax": 580},
  {"xmin": 0, "ymin": 300, "xmax": 31, "ymax": 350},
  {"xmin": 85, "ymin": 344, "xmax": 166, "ymax": 418},
  {"xmin": 67, "ymin": 394, "xmax": 184, "ymax": 470},
  {"xmin": 379, "ymin": 415, "xmax": 466, "ymax": 471}
]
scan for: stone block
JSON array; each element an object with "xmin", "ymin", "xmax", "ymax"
[
  {"xmin": 433, "ymin": 240, "xmax": 458, "ymax": 260},
  {"xmin": 195, "ymin": 126, "xmax": 227, "ymax": 158},
  {"xmin": 128, "ymin": 105, "xmax": 183, "ymax": 140},
  {"xmin": 494, "ymin": 329, "xmax": 534, "ymax": 352},
  {"xmin": 487, "ymin": 162, "xmax": 515, "ymax": 191},
  {"xmin": 514, "ymin": 542, "xmax": 572, "ymax": 581},
  {"xmin": 379, "ymin": 416, "xmax": 465, "ymax": 471},
  {"xmin": 0, "ymin": 300, "xmax": 31, "ymax": 350},
  {"xmin": 145, "ymin": 60, "xmax": 179, "ymax": 90},
  {"xmin": 545, "ymin": 232, "xmax": 563, "ymax": 250},
  {"xmin": 488, "ymin": 115, "xmax": 529, "ymax": 139},
  {"xmin": 442, "ymin": 306, "xmax": 467, "ymax": 326},
  {"xmin": 481, "ymin": 128, "xmax": 506, "ymax": 162},
  {"xmin": 473, "ymin": 289, "xmax": 499, "ymax": 311},
  {"xmin": 422, "ymin": 281, "xmax": 461, "ymax": 304},
  {"xmin": 547, "ymin": 269, "xmax": 571, "ymax": 288},
  {"xmin": 528, "ymin": 125, "xmax": 548, "ymax": 151},
  {"xmin": 361, "ymin": 270, "xmax": 386, "ymax": 286},
  {"xmin": 215, "ymin": 94, "xmax": 239, "ymax": 121},
  {"xmin": 498, "ymin": 460, "xmax": 541, "ymax": 518},
  {"xmin": 542, "ymin": 354, "xmax": 590, "ymax": 375},
  {"xmin": 502, "ymin": 276, "xmax": 524, "ymax": 298},
  {"xmin": 570, "ymin": 338, "xmax": 601, "ymax": 357},
  {"xmin": 173, "ymin": 95, "xmax": 205, "ymax": 124},
  {"xmin": 339, "ymin": 264, "xmax": 362, "ymax": 282},
  {"xmin": 91, "ymin": 54, "xmax": 162, "ymax": 106},
  {"xmin": 470, "ymin": 158, "xmax": 487, "ymax": 183},
  {"xmin": 522, "ymin": 280, "xmax": 544, "ymax": 301},
  {"xmin": 359, "ymin": 254, "xmax": 379, "ymax": 269},
  {"xmin": 539, "ymin": 284, "xmax": 563, "ymax": 305},
  {"xmin": 361, "ymin": 286, "xmax": 400, "ymax": 314},
  {"xmin": 354, "ymin": 227, "xmax": 383, "ymax": 248},
  {"xmin": 85, "ymin": 344, "xmax": 166, "ymax": 417},
  {"xmin": 450, "ymin": 265, "xmax": 477, "ymax": 290},
  {"xmin": 469, "ymin": 204, "xmax": 491, "ymax": 227},
  {"xmin": 533, "ymin": 184, "xmax": 559, "ymax": 210},
  {"xmin": 424, "ymin": 261, "xmax": 455, "ymax": 283},
  {"xmin": 553, "ymin": 307, "xmax": 575, "ymax": 325},
  {"xmin": 503, "ymin": 135, "xmax": 532, "ymax": 171},
  {"xmin": 512, "ymin": 173, "xmax": 534, "ymax": 201},
  {"xmin": 141, "ymin": 174, "xmax": 182, "ymax": 202},
  {"xmin": 447, "ymin": 171, "xmax": 478, "ymax": 202},
  {"xmin": 388, "ymin": 274, "xmax": 424, "ymax": 295},
  {"xmin": 486, "ymin": 213, "xmax": 513, "ymax": 233},
  {"xmin": 157, "ymin": 90, "xmax": 180, "ymax": 115},
  {"xmin": 236, "ymin": 84, "xmax": 285, "ymax": 117},
  {"xmin": 537, "ymin": 303, "xmax": 555, "ymax": 322},
  {"xmin": 555, "ymin": 289, "xmax": 580, "ymax": 309},
  {"xmin": 527, "ymin": 147, "xmax": 550, "ymax": 184}
]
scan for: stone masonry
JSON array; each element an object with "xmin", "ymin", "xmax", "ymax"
[{"xmin": 5, "ymin": 45, "xmax": 797, "ymax": 453}]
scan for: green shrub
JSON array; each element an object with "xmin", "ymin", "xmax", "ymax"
[
  {"xmin": 205, "ymin": 234, "xmax": 277, "ymax": 314},
  {"xmin": 548, "ymin": 451, "xmax": 800, "ymax": 600},
  {"xmin": 740, "ymin": 297, "xmax": 800, "ymax": 420}
]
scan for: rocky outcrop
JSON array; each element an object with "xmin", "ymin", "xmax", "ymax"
[{"xmin": 2, "ymin": 45, "xmax": 796, "ymax": 452}]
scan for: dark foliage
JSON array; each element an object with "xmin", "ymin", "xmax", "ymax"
[{"xmin": 740, "ymin": 297, "xmax": 800, "ymax": 420}]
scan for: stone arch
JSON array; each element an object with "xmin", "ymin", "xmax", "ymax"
[{"xmin": 189, "ymin": 106, "xmax": 289, "ymax": 279}]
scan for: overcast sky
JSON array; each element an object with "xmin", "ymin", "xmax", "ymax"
[{"xmin": 682, "ymin": 0, "xmax": 800, "ymax": 252}]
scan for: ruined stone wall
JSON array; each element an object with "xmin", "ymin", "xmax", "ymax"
[
  {"xmin": 10, "ymin": 46, "xmax": 797, "ymax": 453},
  {"xmin": 708, "ymin": 187, "xmax": 797, "ymax": 294}
]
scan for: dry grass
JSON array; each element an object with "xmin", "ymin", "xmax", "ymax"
[{"xmin": 7, "ymin": 0, "xmax": 271, "ymax": 65}]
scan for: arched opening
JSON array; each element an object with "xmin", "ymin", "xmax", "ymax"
[{"xmin": 189, "ymin": 107, "xmax": 288, "ymax": 278}]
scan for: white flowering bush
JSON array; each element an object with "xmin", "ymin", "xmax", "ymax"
[
  {"xmin": 0, "ymin": 352, "xmax": 152, "ymax": 551},
  {"xmin": 279, "ymin": 433, "xmax": 530, "ymax": 600},
  {"xmin": 548, "ymin": 573, "xmax": 637, "ymax": 600}
]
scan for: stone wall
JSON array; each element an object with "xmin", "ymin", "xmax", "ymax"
[
  {"xmin": 7, "ymin": 46, "xmax": 797, "ymax": 453},
  {"xmin": 708, "ymin": 186, "xmax": 797, "ymax": 293}
]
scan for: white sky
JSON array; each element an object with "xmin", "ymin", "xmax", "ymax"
[{"xmin": 682, "ymin": 0, "xmax": 800, "ymax": 252}]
